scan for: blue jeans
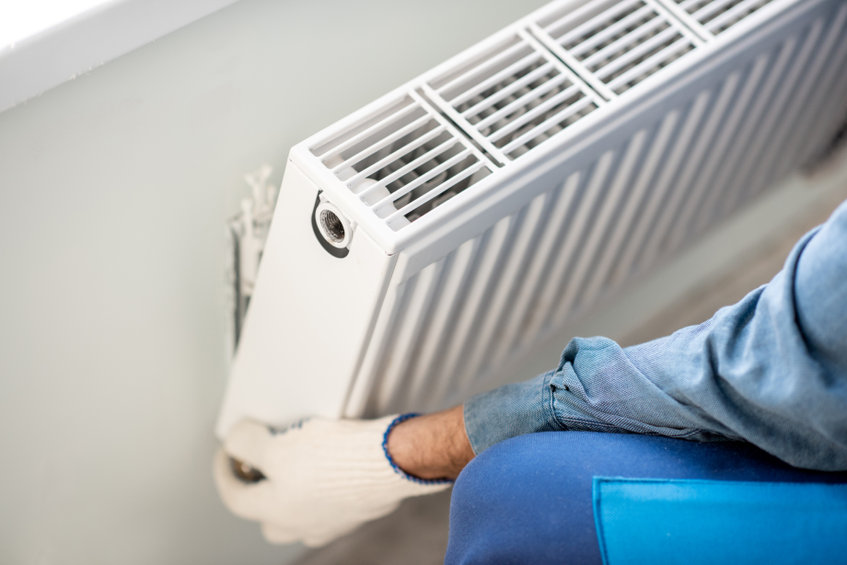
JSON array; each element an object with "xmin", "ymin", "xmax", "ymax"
[
  {"xmin": 464, "ymin": 199, "xmax": 847, "ymax": 471},
  {"xmin": 445, "ymin": 433, "xmax": 847, "ymax": 564}
]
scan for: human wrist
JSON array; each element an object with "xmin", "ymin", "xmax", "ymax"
[{"xmin": 385, "ymin": 405, "xmax": 474, "ymax": 481}]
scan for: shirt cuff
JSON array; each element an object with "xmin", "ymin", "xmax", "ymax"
[{"xmin": 463, "ymin": 370, "xmax": 562, "ymax": 455}]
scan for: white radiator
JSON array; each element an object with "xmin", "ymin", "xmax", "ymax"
[{"xmin": 217, "ymin": 0, "xmax": 847, "ymax": 437}]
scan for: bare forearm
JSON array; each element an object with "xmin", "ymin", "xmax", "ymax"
[{"xmin": 386, "ymin": 405, "xmax": 475, "ymax": 480}]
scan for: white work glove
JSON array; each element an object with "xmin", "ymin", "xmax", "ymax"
[{"xmin": 213, "ymin": 414, "xmax": 451, "ymax": 547}]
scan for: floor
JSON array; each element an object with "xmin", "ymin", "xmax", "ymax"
[{"xmin": 293, "ymin": 144, "xmax": 847, "ymax": 565}]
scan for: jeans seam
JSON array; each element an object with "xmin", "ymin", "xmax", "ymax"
[
  {"xmin": 547, "ymin": 369, "xmax": 711, "ymax": 437},
  {"xmin": 544, "ymin": 370, "xmax": 569, "ymax": 432},
  {"xmin": 556, "ymin": 411, "xmax": 712, "ymax": 438},
  {"xmin": 556, "ymin": 416, "xmax": 621, "ymax": 433}
]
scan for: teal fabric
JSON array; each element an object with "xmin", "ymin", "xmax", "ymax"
[{"xmin": 593, "ymin": 477, "xmax": 847, "ymax": 565}]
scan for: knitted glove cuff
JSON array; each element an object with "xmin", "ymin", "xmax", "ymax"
[{"xmin": 381, "ymin": 413, "xmax": 453, "ymax": 486}]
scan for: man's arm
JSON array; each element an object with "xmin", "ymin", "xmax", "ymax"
[
  {"xmin": 216, "ymin": 199, "xmax": 847, "ymax": 546},
  {"xmin": 442, "ymin": 199, "xmax": 847, "ymax": 471},
  {"xmin": 392, "ymin": 199, "xmax": 847, "ymax": 477}
]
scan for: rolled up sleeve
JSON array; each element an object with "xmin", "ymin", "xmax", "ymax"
[{"xmin": 465, "ymin": 200, "xmax": 847, "ymax": 470}]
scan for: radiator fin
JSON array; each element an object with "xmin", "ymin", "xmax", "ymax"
[
  {"xmin": 672, "ymin": 0, "xmax": 775, "ymax": 35},
  {"xmin": 426, "ymin": 33, "xmax": 602, "ymax": 160},
  {"xmin": 309, "ymin": 94, "xmax": 494, "ymax": 230},
  {"xmin": 535, "ymin": 0, "xmax": 697, "ymax": 94}
]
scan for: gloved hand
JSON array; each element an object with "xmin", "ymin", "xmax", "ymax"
[{"xmin": 213, "ymin": 415, "xmax": 451, "ymax": 547}]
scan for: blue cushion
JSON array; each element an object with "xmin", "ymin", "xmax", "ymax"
[{"xmin": 594, "ymin": 477, "xmax": 847, "ymax": 565}]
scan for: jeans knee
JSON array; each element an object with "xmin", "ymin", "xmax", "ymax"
[{"xmin": 446, "ymin": 434, "xmax": 602, "ymax": 564}]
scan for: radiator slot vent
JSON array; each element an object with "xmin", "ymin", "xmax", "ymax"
[
  {"xmin": 307, "ymin": 0, "xmax": 796, "ymax": 234},
  {"xmin": 310, "ymin": 95, "xmax": 493, "ymax": 230},
  {"xmin": 672, "ymin": 0, "xmax": 775, "ymax": 35},
  {"xmin": 427, "ymin": 34, "xmax": 601, "ymax": 160},
  {"xmin": 536, "ymin": 0, "xmax": 697, "ymax": 94}
]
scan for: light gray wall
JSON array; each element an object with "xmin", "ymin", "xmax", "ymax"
[{"xmin": 0, "ymin": 1, "xmax": 547, "ymax": 563}]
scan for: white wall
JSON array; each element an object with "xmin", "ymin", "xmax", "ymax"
[{"xmin": 0, "ymin": 0, "xmax": 547, "ymax": 563}]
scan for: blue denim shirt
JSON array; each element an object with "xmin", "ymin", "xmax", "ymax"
[{"xmin": 464, "ymin": 199, "xmax": 847, "ymax": 471}]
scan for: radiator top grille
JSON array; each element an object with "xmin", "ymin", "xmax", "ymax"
[
  {"xmin": 306, "ymin": 0, "xmax": 783, "ymax": 234},
  {"xmin": 537, "ymin": 0, "xmax": 696, "ymax": 95},
  {"xmin": 427, "ymin": 34, "xmax": 600, "ymax": 160},
  {"xmin": 673, "ymin": 0, "xmax": 775, "ymax": 35},
  {"xmin": 311, "ymin": 96, "xmax": 493, "ymax": 231}
]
